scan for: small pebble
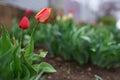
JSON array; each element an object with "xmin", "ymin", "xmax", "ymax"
[
  {"xmin": 48, "ymin": 75, "xmax": 52, "ymax": 79},
  {"xmin": 87, "ymin": 67, "xmax": 92, "ymax": 71}
]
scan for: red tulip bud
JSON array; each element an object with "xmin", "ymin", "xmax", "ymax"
[
  {"xmin": 35, "ymin": 8, "xmax": 52, "ymax": 23},
  {"xmin": 25, "ymin": 9, "xmax": 32, "ymax": 15},
  {"xmin": 19, "ymin": 16, "xmax": 30, "ymax": 29},
  {"xmin": 59, "ymin": 10, "xmax": 64, "ymax": 16}
]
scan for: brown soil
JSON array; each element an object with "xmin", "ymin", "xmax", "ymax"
[{"xmin": 43, "ymin": 54, "xmax": 120, "ymax": 80}]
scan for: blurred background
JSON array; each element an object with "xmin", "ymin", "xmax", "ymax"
[
  {"xmin": 0, "ymin": 0, "xmax": 120, "ymax": 27},
  {"xmin": 1, "ymin": 1, "xmax": 120, "ymax": 80},
  {"xmin": 0, "ymin": 0, "xmax": 120, "ymax": 24}
]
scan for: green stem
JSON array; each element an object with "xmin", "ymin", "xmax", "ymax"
[
  {"xmin": 34, "ymin": 71, "xmax": 44, "ymax": 80},
  {"xmin": 20, "ymin": 29, "xmax": 24, "ymax": 47},
  {"xmin": 30, "ymin": 21, "xmax": 39, "ymax": 40}
]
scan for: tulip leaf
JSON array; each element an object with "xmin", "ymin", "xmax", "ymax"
[
  {"xmin": 0, "ymin": 49, "xmax": 13, "ymax": 79},
  {"xmin": 32, "ymin": 62, "xmax": 56, "ymax": 73},
  {"xmin": 39, "ymin": 51, "xmax": 47, "ymax": 58},
  {"xmin": 25, "ymin": 38, "xmax": 34, "ymax": 56},
  {"xmin": 11, "ymin": 45, "xmax": 22, "ymax": 76},
  {"xmin": 0, "ymin": 25, "xmax": 12, "ymax": 55}
]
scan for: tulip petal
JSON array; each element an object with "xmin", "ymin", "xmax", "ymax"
[
  {"xmin": 35, "ymin": 8, "xmax": 52, "ymax": 23},
  {"xmin": 19, "ymin": 16, "xmax": 30, "ymax": 29}
]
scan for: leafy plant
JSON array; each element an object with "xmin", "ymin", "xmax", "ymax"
[
  {"xmin": 42, "ymin": 23, "xmax": 120, "ymax": 68},
  {"xmin": 89, "ymin": 26, "xmax": 120, "ymax": 68},
  {"xmin": 0, "ymin": 24, "xmax": 56, "ymax": 80},
  {"xmin": 10, "ymin": 14, "xmax": 120, "ymax": 68},
  {"xmin": 99, "ymin": 16, "xmax": 116, "ymax": 25},
  {"xmin": 0, "ymin": 7, "xmax": 56, "ymax": 80}
]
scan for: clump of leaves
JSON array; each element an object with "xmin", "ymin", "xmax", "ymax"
[
  {"xmin": 10, "ymin": 17, "xmax": 120, "ymax": 68},
  {"xmin": 0, "ymin": 25, "xmax": 56, "ymax": 80}
]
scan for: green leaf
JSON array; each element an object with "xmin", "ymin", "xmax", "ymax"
[
  {"xmin": 21, "ymin": 64, "xmax": 31, "ymax": 80},
  {"xmin": 80, "ymin": 36, "xmax": 91, "ymax": 43},
  {"xmin": 0, "ymin": 49, "xmax": 12, "ymax": 68},
  {"xmin": 39, "ymin": 51, "xmax": 47, "ymax": 58},
  {"xmin": 24, "ymin": 51, "xmax": 47, "ymax": 64},
  {"xmin": 0, "ymin": 49, "xmax": 13, "ymax": 79},
  {"xmin": 0, "ymin": 25, "xmax": 12, "ymax": 55},
  {"xmin": 21, "ymin": 54, "xmax": 37, "ymax": 77},
  {"xmin": 32, "ymin": 62, "xmax": 56, "ymax": 73},
  {"xmin": 25, "ymin": 38, "xmax": 34, "ymax": 56},
  {"xmin": 25, "ymin": 54, "xmax": 42, "ymax": 64},
  {"xmin": 12, "ymin": 45, "xmax": 22, "ymax": 76}
]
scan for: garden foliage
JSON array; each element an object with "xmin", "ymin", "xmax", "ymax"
[
  {"xmin": 10, "ymin": 17, "xmax": 120, "ymax": 68},
  {"xmin": 0, "ymin": 7, "xmax": 56, "ymax": 80},
  {"xmin": 0, "ymin": 25, "xmax": 56, "ymax": 80}
]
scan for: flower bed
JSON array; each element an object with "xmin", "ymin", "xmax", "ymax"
[
  {"xmin": 10, "ymin": 15, "xmax": 120, "ymax": 68},
  {"xmin": 0, "ymin": 8, "xmax": 56, "ymax": 80}
]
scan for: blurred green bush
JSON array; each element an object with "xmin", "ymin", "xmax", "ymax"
[{"xmin": 99, "ymin": 16, "xmax": 116, "ymax": 25}]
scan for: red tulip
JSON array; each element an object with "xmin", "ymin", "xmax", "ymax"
[
  {"xmin": 59, "ymin": 10, "xmax": 64, "ymax": 16},
  {"xmin": 19, "ymin": 16, "xmax": 30, "ymax": 29},
  {"xmin": 35, "ymin": 8, "xmax": 52, "ymax": 23},
  {"xmin": 25, "ymin": 9, "xmax": 32, "ymax": 15}
]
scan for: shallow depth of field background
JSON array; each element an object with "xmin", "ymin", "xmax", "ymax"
[{"xmin": 1, "ymin": 0, "xmax": 120, "ymax": 80}]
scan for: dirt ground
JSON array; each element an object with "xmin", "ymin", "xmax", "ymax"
[{"xmin": 43, "ymin": 54, "xmax": 120, "ymax": 80}]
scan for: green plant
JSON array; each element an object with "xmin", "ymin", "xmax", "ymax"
[
  {"xmin": 0, "ymin": 7, "xmax": 56, "ymax": 80},
  {"xmin": 89, "ymin": 26, "xmax": 120, "ymax": 68},
  {"xmin": 0, "ymin": 24, "xmax": 56, "ymax": 80},
  {"xmin": 10, "ymin": 19, "xmax": 46, "ymax": 46},
  {"xmin": 41, "ymin": 20, "xmax": 91, "ymax": 64},
  {"xmin": 10, "ymin": 15, "xmax": 120, "ymax": 68},
  {"xmin": 99, "ymin": 16, "xmax": 116, "ymax": 25},
  {"xmin": 42, "ymin": 23, "xmax": 120, "ymax": 68}
]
